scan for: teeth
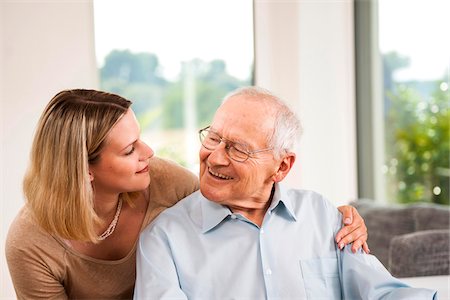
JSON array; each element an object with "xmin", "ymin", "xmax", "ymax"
[{"xmin": 209, "ymin": 168, "xmax": 233, "ymax": 180}]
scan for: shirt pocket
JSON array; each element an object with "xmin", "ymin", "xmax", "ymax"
[{"xmin": 299, "ymin": 258, "xmax": 342, "ymax": 300}]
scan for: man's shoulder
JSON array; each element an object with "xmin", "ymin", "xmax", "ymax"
[
  {"xmin": 284, "ymin": 186, "xmax": 333, "ymax": 207},
  {"xmin": 166, "ymin": 189, "xmax": 203, "ymax": 211},
  {"xmin": 150, "ymin": 190, "xmax": 203, "ymax": 226},
  {"xmin": 286, "ymin": 187, "xmax": 324, "ymax": 199},
  {"xmin": 281, "ymin": 185, "xmax": 339, "ymax": 219}
]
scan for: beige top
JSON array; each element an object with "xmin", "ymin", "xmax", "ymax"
[{"xmin": 5, "ymin": 157, "xmax": 200, "ymax": 299}]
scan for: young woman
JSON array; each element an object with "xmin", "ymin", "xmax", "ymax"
[{"xmin": 6, "ymin": 89, "xmax": 368, "ymax": 299}]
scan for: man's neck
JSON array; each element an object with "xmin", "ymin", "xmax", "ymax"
[{"xmin": 228, "ymin": 185, "xmax": 275, "ymax": 227}]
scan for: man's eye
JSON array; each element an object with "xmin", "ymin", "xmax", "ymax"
[
  {"xmin": 233, "ymin": 144, "xmax": 248, "ymax": 154},
  {"xmin": 208, "ymin": 136, "xmax": 221, "ymax": 143},
  {"xmin": 230, "ymin": 146, "xmax": 248, "ymax": 160}
]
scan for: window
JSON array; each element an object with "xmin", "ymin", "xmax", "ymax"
[
  {"xmin": 93, "ymin": 0, "xmax": 254, "ymax": 170},
  {"xmin": 355, "ymin": 0, "xmax": 449, "ymax": 204}
]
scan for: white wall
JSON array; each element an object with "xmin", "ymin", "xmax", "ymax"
[
  {"xmin": 0, "ymin": 1, "xmax": 98, "ymax": 298},
  {"xmin": 254, "ymin": 0, "xmax": 358, "ymax": 205}
]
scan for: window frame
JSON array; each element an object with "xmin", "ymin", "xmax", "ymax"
[{"xmin": 354, "ymin": 0, "xmax": 386, "ymax": 202}]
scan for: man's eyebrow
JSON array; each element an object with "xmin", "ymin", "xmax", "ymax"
[
  {"xmin": 209, "ymin": 127, "xmax": 249, "ymax": 147},
  {"xmin": 231, "ymin": 138, "xmax": 249, "ymax": 148}
]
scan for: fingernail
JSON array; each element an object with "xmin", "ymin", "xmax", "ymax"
[
  {"xmin": 344, "ymin": 218, "xmax": 351, "ymax": 225},
  {"xmin": 339, "ymin": 242, "xmax": 344, "ymax": 250}
]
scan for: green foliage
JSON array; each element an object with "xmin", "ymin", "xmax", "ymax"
[
  {"xmin": 382, "ymin": 51, "xmax": 449, "ymax": 205},
  {"xmin": 385, "ymin": 81, "xmax": 449, "ymax": 205},
  {"xmin": 161, "ymin": 82, "xmax": 184, "ymax": 128},
  {"xmin": 99, "ymin": 50, "xmax": 168, "ymax": 126},
  {"xmin": 101, "ymin": 50, "xmax": 165, "ymax": 85},
  {"xmin": 156, "ymin": 145, "xmax": 188, "ymax": 167},
  {"xmin": 160, "ymin": 59, "xmax": 247, "ymax": 129},
  {"xmin": 100, "ymin": 50, "xmax": 249, "ymax": 131}
]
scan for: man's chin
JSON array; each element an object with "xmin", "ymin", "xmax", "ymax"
[{"xmin": 200, "ymin": 185, "xmax": 226, "ymax": 203}]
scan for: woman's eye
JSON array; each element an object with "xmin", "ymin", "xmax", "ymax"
[{"xmin": 125, "ymin": 146, "xmax": 135, "ymax": 155}]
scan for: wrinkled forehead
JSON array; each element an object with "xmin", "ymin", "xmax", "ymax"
[
  {"xmin": 217, "ymin": 95, "xmax": 275, "ymax": 120},
  {"xmin": 211, "ymin": 96, "xmax": 276, "ymax": 142}
]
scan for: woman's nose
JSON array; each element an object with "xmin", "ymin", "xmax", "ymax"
[{"xmin": 140, "ymin": 141, "xmax": 154, "ymax": 160}]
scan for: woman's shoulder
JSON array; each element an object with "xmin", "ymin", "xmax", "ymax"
[
  {"xmin": 6, "ymin": 206, "xmax": 67, "ymax": 279},
  {"xmin": 149, "ymin": 156, "xmax": 198, "ymax": 181},
  {"xmin": 6, "ymin": 206, "xmax": 65, "ymax": 257},
  {"xmin": 148, "ymin": 156, "xmax": 199, "ymax": 193}
]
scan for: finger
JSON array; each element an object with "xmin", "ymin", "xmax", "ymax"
[
  {"xmin": 344, "ymin": 219, "xmax": 367, "ymax": 239},
  {"xmin": 351, "ymin": 240, "xmax": 363, "ymax": 253},
  {"xmin": 350, "ymin": 223, "xmax": 367, "ymax": 239},
  {"xmin": 339, "ymin": 232, "xmax": 367, "ymax": 250},
  {"xmin": 335, "ymin": 225, "xmax": 352, "ymax": 243},
  {"xmin": 350, "ymin": 236, "xmax": 369, "ymax": 253},
  {"xmin": 337, "ymin": 205, "xmax": 353, "ymax": 225},
  {"xmin": 362, "ymin": 242, "xmax": 370, "ymax": 254},
  {"xmin": 350, "ymin": 206, "xmax": 364, "ymax": 226},
  {"xmin": 335, "ymin": 219, "xmax": 366, "ymax": 243},
  {"xmin": 337, "ymin": 233, "xmax": 363, "ymax": 251}
]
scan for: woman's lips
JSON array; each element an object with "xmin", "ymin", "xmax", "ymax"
[{"xmin": 137, "ymin": 165, "xmax": 149, "ymax": 174}]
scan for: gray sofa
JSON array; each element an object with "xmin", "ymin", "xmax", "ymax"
[{"xmin": 351, "ymin": 199, "xmax": 450, "ymax": 277}]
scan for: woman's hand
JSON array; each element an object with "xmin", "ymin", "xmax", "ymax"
[{"xmin": 336, "ymin": 205, "xmax": 370, "ymax": 254}]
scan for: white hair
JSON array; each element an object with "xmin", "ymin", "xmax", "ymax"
[{"xmin": 222, "ymin": 86, "xmax": 303, "ymax": 158}]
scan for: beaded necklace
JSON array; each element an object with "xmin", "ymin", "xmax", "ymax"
[{"xmin": 97, "ymin": 198, "xmax": 123, "ymax": 241}]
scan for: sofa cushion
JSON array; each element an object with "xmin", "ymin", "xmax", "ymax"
[
  {"xmin": 351, "ymin": 199, "xmax": 417, "ymax": 267},
  {"xmin": 389, "ymin": 229, "xmax": 450, "ymax": 277},
  {"xmin": 414, "ymin": 205, "xmax": 450, "ymax": 231}
]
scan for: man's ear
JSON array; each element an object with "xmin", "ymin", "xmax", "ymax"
[{"xmin": 272, "ymin": 152, "xmax": 296, "ymax": 182}]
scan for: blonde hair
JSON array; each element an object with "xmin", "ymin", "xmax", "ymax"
[
  {"xmin": 222, "ymin": 86, "xmax": 302, "ymax": 159},
  {"xmin": 23, "ymin": 89, "xmax": 133, "ymax": 242}
]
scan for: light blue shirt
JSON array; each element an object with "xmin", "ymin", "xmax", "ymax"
[{"xmin": 134, "ymin": 183, "xmax": 437, "ymax": 299}]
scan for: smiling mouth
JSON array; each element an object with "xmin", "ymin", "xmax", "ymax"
[
  {"xmin": 208, "ymin": 168, "xmax": 233, "ymax": 180},
  {"xmin": 137, "ymin": 166, "xmax": 149, "ymax": 174}
]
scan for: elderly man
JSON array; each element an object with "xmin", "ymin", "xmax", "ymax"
[{"xmin": 134, "ymin": 87, "xmax": 436, "ymax": 299}]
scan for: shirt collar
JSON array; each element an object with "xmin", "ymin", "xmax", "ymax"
[
  {"xmin": 269, "ymin": 182, "xmax": 297, "ymax": 222},
  {"xmin": 200, "ymin": 182, "xmax": 297, "ymax": 234},
  {"xmin": 200, "ymin": 194, "xmax": 232, "ymax": 233}
]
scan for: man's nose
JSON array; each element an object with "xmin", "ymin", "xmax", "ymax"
[{"xmin": 208, "ymin": 141, "xmax": 230, "ymax": 164}]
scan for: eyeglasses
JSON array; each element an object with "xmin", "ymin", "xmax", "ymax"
[{"xmin": 198, "ymin": 126, "xmax": 273, "ymax": 162}]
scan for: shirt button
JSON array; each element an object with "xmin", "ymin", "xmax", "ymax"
[
  {"xmin": 265, "ymin": 268, "xmax": 272, "ymax": 275},
  {"xmin": 230, "ymin": 214, "xmax": 237, "ymax": 219}
]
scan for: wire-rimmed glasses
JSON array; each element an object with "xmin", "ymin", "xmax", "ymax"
[{"xmin": 198, "ymin": 126, "xmax": 273, "ymax": 162}]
